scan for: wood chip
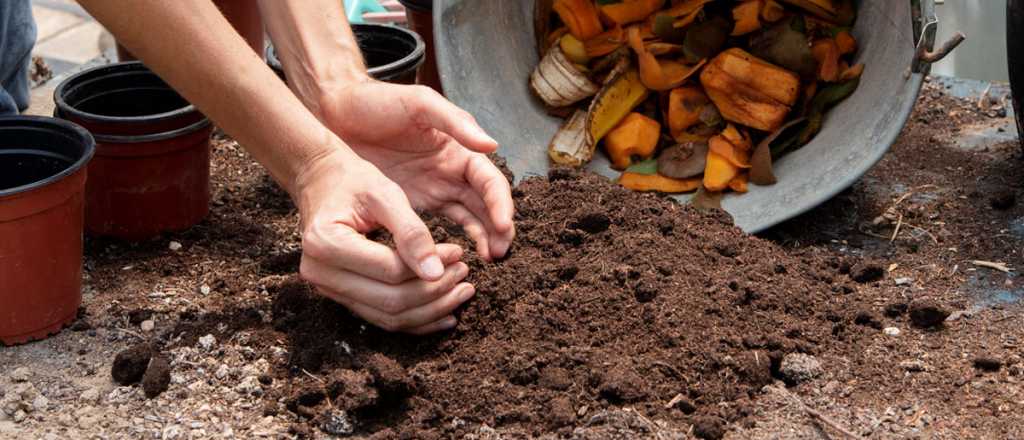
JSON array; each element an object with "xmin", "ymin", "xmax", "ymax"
[{"xmin": 972, "ymin": 260, "xmax": 1013, "ymax": 273}]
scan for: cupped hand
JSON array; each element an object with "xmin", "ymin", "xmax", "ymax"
[
  {"xmin": 318, "ymin": 81, "xmax": 516, "ymax": 261},
  {"xmin": 294, "ymin": 149, "xmax": 475, "ymax": 335}
]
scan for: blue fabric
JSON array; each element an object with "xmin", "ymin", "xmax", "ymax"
[{"xmin": 0, "ymin": 0, "xmax": 36, "ymax": 115}]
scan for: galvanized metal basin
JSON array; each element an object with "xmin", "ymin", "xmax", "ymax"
[{"xmin": 435, "ymin": 0, "xmax": 940, "ymax": 233}]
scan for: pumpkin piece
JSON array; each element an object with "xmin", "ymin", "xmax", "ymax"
[
  {"xmin": 728, "ymin": 173, "xmax": 750, "ymax": 193},
  {"xmin": 549, "ymin": 109, "xmax": 596, "ymax": 166},
  {"xmin": 835, "ymin": 30, "xmax": 857, "ymax": 55},
  {"xmin": 761, "ymin": 0, "xmax": 786, "ymax": 22},
  {"xmin": 672, "ymin": 6, "xmax": 704, "ymax": 29},
  {"xmin": 600, "ymin": 0, "xmax": 666, "ymax": 26},
  {"xmin": 560, "ymin": 34, "xmax": 591, "ymax": 64},
  {"xmin": 587, "ymin": 68, "xmax": 651, "ymax": 142},
  {"xmin": 629, "ymin": 26, "xmax": 705, "ymax": 91},
  {"xmin": 667, "ymin": 86, "xmax": 710, "ymax": 136},
  {"xmin": 585, "ymin": 26, "xmax": 627, "ymax": 57},
  {"xmin": 547, "ymin": 27, "xmax": 570, "ymax": 49},
  {"xmin": 554, "ymin": 0, "xmax": 605, "ymax": 40},
  {"xmin": 731, "ymin": 1, "xmax": 764, "ymax": 36},
  {"xmin": 720, "ymin": 124, "xmax": 752, "ymax": 151},
  {"xmin": 703, "ymin": 150, "xmax": 740, "ymax": 192},
  {"xmin": 708, "ymin": 134, "xmax": 752, "ymax": 169},
  {"xmin": 839, "ymin": 62, "xmax": 864, "ymax": 81},
  {"xmin": 811, "ymin": 38, "xmax": 841, "ymax": 82},
  {"xmin": 700, "ymin": 49, "xmax": 800, "ymax": 131},
  {"xmin": 664, "ymin": 0, "xmax": 715, "ymax": 18},
  {"xmin": 605, "ymin": 112, "xmax": 662, "ymax": 169},
  {"xmin": 619, "ymin": 172, "xmax": 702, "ymax": 193}
]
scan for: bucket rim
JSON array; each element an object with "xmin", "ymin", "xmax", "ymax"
[
  {"xmin": 54, "ymin": 61, "xmax": 201, "ymax": 126},
  {"xmin": 0, "ymin": 116, "xmax": 96, "ymax": 199},
  {"xmin": 267, "ymin": 23, "xmax": 426, "ymax": 82}
]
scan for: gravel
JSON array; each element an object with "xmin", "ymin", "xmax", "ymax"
[{"xmin": 779, "ymin": 354, "xmax": 823, "ymax": 385}]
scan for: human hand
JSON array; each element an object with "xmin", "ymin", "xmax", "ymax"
[
  {"xmin": 317, "ymin": 80, "xmax": 515, "ymax": 261},
  {"xmin": 294, "ymin": 148, "xmax": 476, "ymax": 334}
]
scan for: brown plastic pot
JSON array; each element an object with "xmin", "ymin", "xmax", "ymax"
[
  {"xmin": 117, "ymin": 0, "xmax": 265, "ymax": 61},
  {"xmin": 0, "ymin": 116, "xmax": 95, "ymax": 345},
  {"xmin": 267, "ymin": 23, "xmax": 425, "ymax": 84},
  {"xmin": 55, "ymin": 62, "xmax": 213, "ymax": 240},
  {"xmin": 398, "ymin": 0, "xmax": 442, "ymax": 93}
]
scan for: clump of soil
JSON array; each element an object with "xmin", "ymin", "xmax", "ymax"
[
  {"xmin": 142, "ymin": 355, "xmax": 172, "ymax": 398},
  {"xmin": 268, "ymin": 170, "xmax": 880, "ymax": 438},
  {"xmin": 908, "ymin": 299, "xmax": 951, "ymax": 328},
  {"xmin": 111, "ymin": 344, "xmax": 152, "ymax": 385}
]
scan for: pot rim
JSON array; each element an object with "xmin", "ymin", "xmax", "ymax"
[
  {"xmin": 0, "ymin": 116, "xmax": 96, "ymax": 199},
  {"xmin": 267, "ymin": 23, "xmax": 426, "ymax": 81},
  {"xmin": 54, "ymin": 61, "xmax": 200, "ymax": 126}
]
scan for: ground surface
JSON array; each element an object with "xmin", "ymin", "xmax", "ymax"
[{"xmin": 2, "ymin": 80, "xmax": 1024, "ymax": 440}]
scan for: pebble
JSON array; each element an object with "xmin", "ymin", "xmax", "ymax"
[
  {"xmin": 200, "ymin": 285, "xmax": 211, "ymax": 295},
  {"xmin": 234, "ymin": 376, "xmax": 263, "ymax": 397},
  {"xmin": 140, "ymin": 320, "xmax": 155, "ymax": 332},
  {"xmin": 198, "ymin": 334, "xmax": 217, "ymax": 351},
  {"xmin": 321, "ymin": 409, "xmax": 355, "ymax": 436},
  {"xmin": 162, "ymin": 424, "xmax": 185, "ymax": 440},
  {"xmin": 215, "ymin": 364, "xmax": 230, "ymax": 380},
  {"xmin": 168, "ymin": 241, "xmax": 183, "ymax": 251},
  {"xmin": 894, "ymin": 277, "xmax": 914, "ymax": 286},
  {"xmin": 10, "ymin": 367, "xmax": 31, "ymax": 383},
  {"xmin": 12, "ymin": 410, "xmax": 26, "ymax": 423},
  {"xmin": 779, "ymin": 354, "xmax": 823, "ymax": 385},
  {"xmin": 32, "ymin": 395, "xmax": 48, "ymax": 412},
  {"xmin": 883, "ymin": 327, "xmax": 901, "ymax": 336},
  {"xmin": 57, "ymin": 413, "xmax": 74, "ymax": 427},
  {"xmin": 900, "ymin": 360, "xmax": 927, "ymax": 372}
]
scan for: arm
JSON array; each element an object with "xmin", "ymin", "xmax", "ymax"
[{"xmin": 79, "ymin": 0, "xmax": 470, "ymax": 334}]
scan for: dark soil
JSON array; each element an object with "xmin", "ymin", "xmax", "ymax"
[
  {"xmin": 111, "ymin": 344, "xmax": 152, "ymax": 386},
  {"xmin": 142, "ymin": 355, "xmax": 172, "ymax": 398}
]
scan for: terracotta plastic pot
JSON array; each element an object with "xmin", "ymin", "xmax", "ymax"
[
  {"xmin": 267, "ymin": 23, "xmax": 425, "ymax": 84},
  {"xmin": 0, "ymin": 116, "xmax": 95, "ymax": 345},
  {"xmin": 117, "ymin": 0, "xmax": 265, "ymax": 61},
  {"xmin": 398, "ymin": 0, "xmax": 442, "ymax": 93},
  {"xmin": 1009, "ymin": 0, "xmax": 1024, "ymax": 152},
  {"xmin": 55, "ymin": 62, "xmax": 213, "ymax": 240}
]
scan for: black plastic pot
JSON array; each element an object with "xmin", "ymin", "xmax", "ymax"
[
  {"xmin": 398, "ymin": 0, "xmax": 441, "ymax": 92},
  {"xmin": 1010, "ymin": 0, "xmax": 1024, "ymax": 152},
  {"xmin": 267, "ymin": 23, "xmax": 425, "ymax": 84},
  {"xmin": 0, "ymin": 116, "xmax": 95, "ymax": 345}
]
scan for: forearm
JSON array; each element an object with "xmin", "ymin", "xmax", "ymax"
[
  {"xmin": 257, "ymin": 0, "xmax": 370, "ymax": 118},
  {"xmin": 77, "ymin": 0, "xmax": 358, "ymax": 195}
]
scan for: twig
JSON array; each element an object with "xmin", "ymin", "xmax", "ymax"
[
  {"xmin": 301, "ymin": 369, "xmax": 325, "ymax": 384},
  {"xmin": 972, "ymin": 260, "xmax": 1013, "ymax": 273},
  {"xmin": 782, "ymin": 391, "xmax": 860, "ymax": 440},
  {"xmin": 890, "ymin": 214, "xmax": 904, "ymax": 242}
]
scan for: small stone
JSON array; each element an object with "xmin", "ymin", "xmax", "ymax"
[
  {"xmin": 168, "ymin": 241, "xmax": 183, "ymax": 251},
  {"xmin": 198, "ymin": 334, "xmax": 217, "ymax": 351},
  {"xmin": 199, "ymin": 285, "xmax": 211, "ymax": 295},
  {"xmin": 973, "ymin": 356, "xmax": 1003, "ymax": 372},
  {"xmin": 779, "ymin": 353, "xmax": 823, "ymax": 385},
  {"xmin": 10, "ymin": 367, "xmax": 31, "ymax": 383},
  {"xmin": 140, "ymin": 320, "xmax": 155, "ymax": 332},
  {"xmin": 909, "ymin": 299, "xmax": 951, "ymax": 328},
  {"xmin": 80, "ymin": 388, "xmax": 101, "ymax": 404},
  {"xmin": 214, "ymin": 364, "xmax": 230, "ymax": 380},
  {"xmin": 894, "ymin": 277, "xmax": 914, "ymax": 286},
  {"xmin": 234, "ymin": 376, "xmax": 263, "ymax": 397},
  {"xmin": 162, "ymin": 424, "xmax": 184, "ymax": 440},
  {"xmin": 321, "ymin": 409, "xmax": 355, "ymax": 436},
  {"xmin": 883, "ymin": 327, "xmax": 901, "ymax": 336},
  {"xmin": 12, "ymin": 409, "xmax": 26, "ymax": 423},
  {"xmin": 32, "ymin": 395, "xmax": 48, "ymax": 412},
  {"xmin": 900, "ymin": 360, "xmax": 927, "ymax": 372}
]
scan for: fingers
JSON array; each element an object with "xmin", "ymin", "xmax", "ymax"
[
  {"xmin": 442, "ymin": 204, "xmax": 492, "ymax": 261},
  {"xmin": 323, "ymin": 282, "xmax": 476, "ymax": 333},
  {"xmin": 406, "ymin": 86, "xmax": 499, "ymax": 153},
  {"xmin": 364, "ymin": 186, "xmax": 444, "ymax": 281},
  {"xmin": 303, "ymin": 221, "xmax": 463, "ymax": 283},
  {"xmin": 463, "ymin": 155, "xmax": 516, "ymax": 259},
  {"xmin": 303, "ymin": 258, "xmax": 469, "ymax": 313},
  {"xmin": 407, "ymin": 315, "xmax": 458, "ymax": 335}
]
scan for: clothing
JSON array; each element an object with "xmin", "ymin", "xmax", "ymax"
[{"xmin": 0, "ymin": 0, "xmax": 36, "ymax": 115}]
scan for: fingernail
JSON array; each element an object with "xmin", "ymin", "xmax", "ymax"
[
  {"xmin": 469, "ymin": 123, "xmax": 497, "ymax": 145},
  {"xmin": 459, "ymin": 285, "xmax": 476, "ymax": 301},
  {"xmin": 441, "ymin": 316, "xmax": 458, "ymax": 329},
  {"xmin": 420, "ymin": 256, "xmax": 444, "ymax": 279}
]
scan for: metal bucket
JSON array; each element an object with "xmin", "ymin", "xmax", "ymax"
[{"xmin": 435, "ymin": 0, "xmax": 945, "ymax": 232}]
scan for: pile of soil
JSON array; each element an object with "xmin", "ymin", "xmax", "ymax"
[{"xmin": 266, "ymin": 169, "xmax": 883, "ymax": 439}]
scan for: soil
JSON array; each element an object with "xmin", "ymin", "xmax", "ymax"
[{"xmin": 3, "ymin": 80, "xmax": 1024, "ymax": 439}]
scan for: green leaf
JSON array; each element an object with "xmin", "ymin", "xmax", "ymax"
[{"xmin": 625, "ymin": 158, "xmax": 659, "ymax": 175}]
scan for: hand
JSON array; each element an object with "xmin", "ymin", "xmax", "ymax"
[
  {"xmin": 294, "ymin": 148, "xmax": 476, "ymax": 334},
  {"xmin": 317, "ymin": 80, "xmax": 516, "ymax": 261}
]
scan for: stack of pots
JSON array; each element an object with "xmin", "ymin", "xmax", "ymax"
[
  {"xmin": 0, "ymin": 117, "xmax": 95, "ymax": 345},
  {"xmin": 54, "ymin": 62, "xmax": 213, "ymax": 240},
  {"xmin": 396, "ymin": 0, "xmax": 442, "ymax": 92},
  {"xmin": 267, "ymin": 23, "xmax": 425, "ymax": 84}
]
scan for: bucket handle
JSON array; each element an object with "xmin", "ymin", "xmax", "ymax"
[{"xmin": 909, "ymin": 0, "xmax": 966, "ymax": 77}]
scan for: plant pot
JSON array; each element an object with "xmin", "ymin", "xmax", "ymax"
[
  {"xmin": 1010, "ymin": 0, "xmax": 1024, "ymax": 152},
  {"xmin": 398, "ymin": 0, "xmax": 442, "ymax": 93},
  {"xmin": 55, "ymin": 62, "xmax": 213, "ymax": 240},
  {"xmin": 267, "ymin": 23, "xmax": 425, "ymax": 85},
  {"xmin": 117, "ymin": 0, "xmax": 265, "ymax": 61},
  {"xmin": 0, "ymin": 116, "xmax": 95, "ymax": 345}
]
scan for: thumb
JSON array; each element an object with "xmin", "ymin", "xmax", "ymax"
[
  {"xmin": 413, "ymin": 87, "xmax": 499, "ymax": 153},
  {"xmin": 368, "ymin": 184, "xmax": 445, "ymax": 281}
]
